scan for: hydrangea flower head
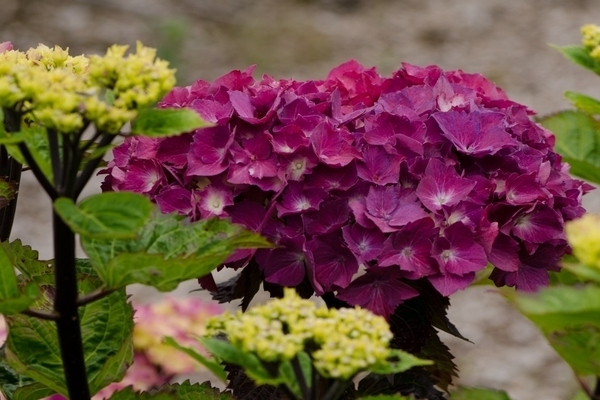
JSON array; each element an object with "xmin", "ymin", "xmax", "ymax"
[
  {"xmin": 566, "ymin": 213, "xmax": 600, "ymax": 268},
  {"xmin": 104, "ymin": 61, "xmax": 590, "ymax": 317}
]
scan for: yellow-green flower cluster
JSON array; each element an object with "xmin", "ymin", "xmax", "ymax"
[
  {"xmin": 581, "ymin": 24, "xmax": 600, "ymax": 61},
  {"xmin": 566, "ymin": 213, "xmax": 600, "ymax": 269},
  {"xmin": 206, "ymin": 288, "xmax": 394, "ymax": 380},
  {"xmin": 0, "ymin": 41, "xmax": 175, "ymax": 134}
]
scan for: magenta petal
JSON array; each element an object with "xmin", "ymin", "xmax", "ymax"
[
  {"xmin": 433, "ymin": 222, "xmax": 488, "ymax": 276},
  {"xmin": 356, "ymin": 145, "xmax": 404, "ymax": 186},
  {"xmin": 226, "ymin": 200, "xmax": 267, "ymax": 231},
  {"xmin": 276, "ymin": 182, "xmax": 327, "ymax": 217},
  {"xmin": 155, "ymin": 185, "xmax": 192, "ymax": 215},
  {"xmin": 260, "ymin": 236, "xmax": 306, "ymax": 286},
  {"xmin": 342, "ymin": 224, "xmax": 386, "ymax": 263},
  {"xmin": 505, "ymin": 173, "xmax": 548, "ymax": 205},
  {"xmin": 310, "ymin": 122, "xmax": 361, "ymax": 166},
  {"xmin": 416, "ymin": 158, "xmax": 477, "ymax": 211},
  {"xmin": 306, "ymin": 234, "xmax": 359, "ymax": 292},
  {"xmin": 488, "ymin": 233, "xmax": 520, "ymax": 272},
  {"xmin": 304, "ymin": 164, "xmax": 358, "ymax": 191},
  {"xmin": 303, "ymin": 199, "xmax": 350, "ymax": 236},
  {"xmin": 428, "ymin": 272, "xmax": 475, "ymax": 296},
  {"xmin": 511, "ymin": 205, "xmax": 564, "ymax": 243},
  {"xmin": 336, "ymin": 267, "xmax": 419, "ymax": 318},
  {"xmin": 365, "ymin": 186, "xmax": 428, "ymax": 232},
  {"xmin": 118, "ymin": 159, "xmax": 166, "ymax": 195}
]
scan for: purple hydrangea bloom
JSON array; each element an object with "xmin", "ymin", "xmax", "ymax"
[{"xmin": 103, "ymin": 61, "xmax": 591, "ymax": 318}]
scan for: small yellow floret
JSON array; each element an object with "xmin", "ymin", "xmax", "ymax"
[{"xmin": 566, "ymin": 213, "xmax": 600, "ymax": 268}]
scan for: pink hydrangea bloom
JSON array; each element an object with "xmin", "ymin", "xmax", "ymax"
[{"xmin": 103, "ymin": 61, "xmax": 591, "ymax": 317}]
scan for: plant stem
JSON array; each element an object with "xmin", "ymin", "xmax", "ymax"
[
  {"xmin": 0, "ymin": 108, "xmax": 23, "ymax": 242},
  {"xmin": 74, "ymin": 132, "xmax": 115, "ymax": 198},
  {"xmin": 291, "ymin": 356, "xmax": 311, "ymax": 400},
  {"xmin": 594, "ymin": 377, "xmax": 600, "ymax": 400},
  {"xmin": 53, "ymin": 211, "xmax": 91, "ymax": 399},
  {"xmin": 321, "ymin": 380, "xmax": 348, "ymax": 400}
]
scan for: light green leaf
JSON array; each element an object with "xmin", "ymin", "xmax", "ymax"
[
  {"xmin": 199, "ymin": 337, "xmax": 282, "ymax": 386},
  {"xmin": 82, "ymin": 214, "xmax": 272, "ymax": 291},
  {"xmin": 554, "ymin": 45, "xmax": 600, "ymax": 75},
  {"xmin": 512, "ymin": 285, "xmax": 600, "ymax": 375},
  {"xmin": 4, "ymin": 263, "xmax": 134, "ymax": 397},
  {"xmin": 110, "ymin": 380, "xmax": 234, "ymax": 400},
  {"xmin": 54, "ymin": 192, "xmax": 154, "ymax": 239},
  {"xmin": 163, "ymin": 337, "xmax": 227, "ymax": 382},
  {"xmin": 369, "ymin": 349, "xmax": 433, "ymax": 375},
  {"xmin": 538, "ymin": 110, "xmax": 600, "ymax": 184},
  {"xmin": 1, "ymin": 240, "xmax": 51, "ymax": 282},
  {"xmin": 0, "ymin": 178, "xmax": 16, "ymax": 210},
  {"xmin": 131, "ymin": 108, "xmax": 210, "ymax": 137},
  {"xmin": 564, "ymin": 91, "xmax": 600, "ymax": 115},
  {"xmin": 12, "ymin": 383, "xmax": 54, "ymax": 400},
  {"xmin": 451, "ymin": 387, "xmax": 512, "ymax": 400},
  {"xmin": 0, "ymin": 242, "xmax": 39, "ymax": 315}
]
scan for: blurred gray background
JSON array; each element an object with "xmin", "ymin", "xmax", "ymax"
[{"xmin": 3, "ymin": 1, "xmax": 600, "ymax": 399}]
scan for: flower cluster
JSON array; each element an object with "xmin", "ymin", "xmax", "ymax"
[
  {"xmin": 103, "ymin": 60, "xmax": 590, "ymax": 317},
  {"xmin": 566, "ymin": 214, "xmax": 600, "ymax": 269},
  {"xmin": 581, "ymin": 24, "xmax": 600, "ymax": 60},
  {"xmin": 0, "ymin": 41, "xmax": 175, "ymax": 134},
  {"xmin": 206, "ymin": 288, "xmax": 393, "ymax": 380},
  {"xmin": 133, "ymin": 296, "xmax": 223, "ymax": 375},
  {"xmin": 0, "ymin": 297, "xmax": 221, "ymax": 400}
]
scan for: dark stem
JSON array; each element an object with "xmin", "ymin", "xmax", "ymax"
[
  {"xmin": 0, "ymin": 109, "xmax": 23, "ymax": 242},
  {"xmin": 47, "ymin": 129, "xmax": 62, "ymax": 190},
  {"xmin": 291, "ymin": 356, "xmax": 311, "ymax": 400},
  {"xmin": 321, "ymin": 380, "xmax": 349, "ymax": 400},
  {"xmin": 17, "ymin": 143, "xmax": 58, "ymax": 199},
  {"xmin": 73, "ymin": 132, "xmax": 115, "ymax": 198},
  {"xmin": 76, "ymin": 287, "xmax": 116, "ymax": 307},
  {"xmin": 21, "ymin": 308, "xmax": 59, "ymax": 321},
  {"xmin": 594, "ymin": 377, "xmax": 600, "ymax": 400},
  {"xmin": 53, "ymin": 212, "xmax": 91, "ymax": 399}
]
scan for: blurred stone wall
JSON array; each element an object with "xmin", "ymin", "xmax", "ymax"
[{"xmin": 3, "ymin": 1, "xmax": 600, "ymax": 399}]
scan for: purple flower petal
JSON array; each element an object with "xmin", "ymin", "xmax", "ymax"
[
  {"xmin": 433, "ymin": 222, "xmax": 488, "ymax": 276},
  {"xmin": 302, "ymin": 198, "xmax": 350, "ymax": 236},
  {"xmin": 511, "ymin": 205, "xmax": 565, "ymax": 243},
  {"xmin": 276, "ymin": 182, "xmax": 327, "ymax": 217},
  {"xmin": 310, "ymin": 122, "xmax": 361, "ymax": 167},
  {"xmin": 416, "ymin": 158, "xmax": 477, "ymax": 211},
  {"xmin": 259, "ymin": 236, "xmax": 306, "ymax": 286},
  {"xmin": 428, "ymin": 272, "xmax": 475, "ymax": 296},
  {"xmin": 342, "ymin": 224, "xmax": 386, "ymax": 263},
  {"xmin": 365, "ymin": 185, "xmax": 428, "ymax": 232},
  {"xmin": 306, "ymin": 233, "xmax": 359, "ymax": 292}
]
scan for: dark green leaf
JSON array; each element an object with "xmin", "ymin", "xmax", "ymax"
[
  {"xmin": 370, "ymin": 350, "xmax": 432, "ymax": 375},
  {"xmin": 564, "ymin": 91, "xmax": 600, "ymax": 115},
  {"xmin": 0, "ymin": 242, "xmax": 39, "ymax": 315},
  {"xmin": 12, "ymin": 383, "xmax": 54, "ymax": 400},
  {"xmin": 358, "ymin": 396, "xmax": 414, "ymax": 400},
  {"xmin": 357, "ymin": 370, "xmax": 445, "ymax": 400},
  {"xmin": 554, "ymin": 45, "xmax": 600, "ymax": 74},
  {"xmin": 0, "ymin": 178, "xmax": 16, "ymax": 209},
  {"xmin": 451, "ymin": 387, "xmax": 511, "ymax": 400},
  {"xmin": 110, "ymin": 380, "xmax": 234, "ymax": 400},
  {"xmin": 54, "ymin": 192, "xmax": 154, "ymax": 239},
  {"xmin": 82, "ymin": 214, "xmax": 271, "ymax": 291},
  {"xmin": 131, "ymin": 108, "xmax": 210, "ymax": 137},
  {"xmin": 4, "ymin": 262, "xmax": 133, "ymax": 397},
  {"xmin": 512, "ymin": 285, "xmax": 600, "ymax": 375},
  {"xmin": 538, "ymin": 110, "xmax": 600, "ymax": 184},
  {"xmin": 0, "ymin": 346, "xmax": 38, "ymax": 400},
  {"xmin": 163, "ymin": 337, "xmax": 227, "ymax": 382},
  {"xmin": 225, "ymin": 364, "xmax": 287, "ymax": 400}
]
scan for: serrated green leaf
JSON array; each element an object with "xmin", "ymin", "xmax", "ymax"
[
  {"xmin": 199, "ymin": 337, "xmax": 282, "ymax": 386},
  {"xmin": 82, "ymin": 213, "xmax": 272, "ymax": 291},
  {"xmin": 12, "ymin": 383, "xmax": 54, "ymax": 400},
  {"xmin": 54, "ymin": 192, "xmax": 154, "ymax": 239},
  {"xmin": 0, "ymin": 240, "xmax": 50, "ymax": 282},
  {"xmin": 512, "ymin": 285, "xmax": 600, "ymax": 375},
  {"xmin": 0, "ymin": 178, "xmax": 16, "ymax": 209},
  {"xmin": 163, "ymin": 337, "xmax": 227, "ymax": 382},
  {"xmin": 0, "ymin": 346, "xmax": 38, "ymax": 400},
  {"xmin": 369, "ymin": 349, "xmax": 432, "ymax": 375},
  {"xmin": 538, "ymin": 110, "xmax": 600, "ymax": 183},
  {"xmin": 554, "ymin": 44, "xmax": 600, "ymax": 75},
  {"xmin": 451, "ymin": 387, "xmax": 511, "ymax": 400},
  {"xmin": 110, "ymin": 380, "xmax": 234, "ymax": 400},
  {"xmin": 131, "ymin": 108, "xmax": 210, "ymax": 137},
  {"xmin": 4, "ymin": 263, "xmax": 133, "ymax": 397},
  {"xmin": 0, "ymin": 242, "xmax": 39, "ymax": 315},
  {"xmin": 564, "ymin": 91, "xmax": 600, "ymax": 115}
]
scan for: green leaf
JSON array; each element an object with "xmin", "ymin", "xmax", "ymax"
[
  {"xmin": 110, "ymin": 381, "xmax": 234, "ymax": 400},
  {"xmin": 199, "ymin": 337, "xmax": 282, "ymax": 386},
  {"xmin": 20, "ymin": 125, "xmax": 53, "ymax": 184},
  {"xmin": 451, "ymin": 387, "xmax": 512, "ymax": 400},
  {"xmin": 0, "ymin": 242, "xmax": 39, "ymax": 315},
  {"xmin": 1, "ymin": 240, "xmax": 52, "ymax": 282},
  {"xmin": 0, "ymin": 346, "xmax": 39, "ymax": 400},
  {"xmin": 13, "ymin": 383, "xmax": 55, "ymax": 400},
  {"xmin": 538, "ymin": 110, "xmax": 600, "ymax": 184},
  {"xmin": 4, "ymin": 263, "xmax": 134, "ymax": 397},
  {"xmin": 511, "ymin": 285, "xmax": 600, "ymax": 375},
  {"xmin": 54, "ymin": 192, "xmax": 154, "ymax": 239},
  {"xmin": 370, "ymin": 349, "xmax": 432, "ymax": 375},
  {"xmin": 358, "ymin": 396, "xmax": 414, "ymax": 400},
  {"xmin": 163, "ymin": 337, "xmax": 227, "ymax": 382},
  {"xmin": 564, "ymin": 91, "xmax": 600, "ymax": 115},
  {"xmin": 131, "ymin": 108, "xmax": 210, "ymax": 137},
  {"xmin": 82, "ymin": 214, "xmax": 272, "ymax": 291},
  {"xmin": 0, "ymin": 178, "xmax": 16, "ymax": 210},
  {"xmin": 554, "ymin": 44, "xmax": 600, "ymax": 75}
]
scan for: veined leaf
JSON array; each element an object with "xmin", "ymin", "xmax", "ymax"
[
  {"xmin": 369, "ymin": 349, "xmax": 432, "ymax": 375},
  {"xmin": 4, "ymin": 261, "xmax": 133, "ymax": 397},
  {"xmin": 451, "ymin": 387, "xmax": 512, "ymax": 400},
  {"xmin": 131, "ymin": 108, "xmax": 210, "ymax": 137},
  {"xmin": 110, "ymin": 381, "xmax": 234, "ymax": 400},
  {"xmin": 82, "ymin": 213, "xmax": 272, "ymax": 291},
  {"xmin": 511, "ymin": 285, "xmax": 600, "ymax": 376},
  {"xmin": 0, "ymin": 178, "xmax": 16, "ymax": 209},
  {"xmin": 0, "ymin": 242, "xmax": 39, "ymax": 315},
  {"xmin": 538, "ymin": 110, "xmax": 600, "ymax": 184},
  {"xmin": 54, "ymin": 192, "xmax": 154, "ymax": 239},
  {"xmin": 553, "ymin": 45, "xmax": 600, "ymax": 75},
  {"xmin": 564, "ymin": 91, "xmax": 600, "ymax": 115},
  {"xmin": 0, "ymin": 347, "xmax": 40, "ymax": 400},
  {"xmin": 12, "ymin": 383, "xmax": 54, "ymax": 400}
]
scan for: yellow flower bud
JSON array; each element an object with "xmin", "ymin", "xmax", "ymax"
[{"xmin": 566, "ymin": 213, "xmax": 600, "ymax": 268}]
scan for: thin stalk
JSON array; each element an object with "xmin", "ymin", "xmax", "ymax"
[
  {"xmin": 53, "ymin": 211, "xmax": 91, "ymax": 399},
  {"xmin": 594, "ymin": 377, "xmax": 600, "ymax": 400},
  {"xmin": 17, "ymin": 143, "xmax": 57, "ymax": 199},
  {"xmin": 47, "ymin": 129, "xmax": 62, "ymax": 190},
  {"xmin": 74, "ymin": 132, "xmax": 115, "ymax": 198},
  {"xmin": 0, "ymin": 108, "xmax": 23, "ymax": 242},
  {"xmin": 21, "ymin": 308, "xmax": 59, "ymax": 321},
  {"xmin": 321, "ymin": 380, "xmax": 349, "ymax": 400},
  {"xmin": 76, "ymin": 287, "xmax": 116, "ymax": 307},
  {"xmin": 291, "ymin": 356, "xmax": 311, "ymax": 400}
]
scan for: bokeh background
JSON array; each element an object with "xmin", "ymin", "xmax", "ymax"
[{"xmin": 3, "ymin": 1, "xmax": 600, "ymax": 399}]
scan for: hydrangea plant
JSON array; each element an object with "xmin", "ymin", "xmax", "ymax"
[{"xmin": 104, "ymin": 60, "xmax": 590, "ymax": 318}]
